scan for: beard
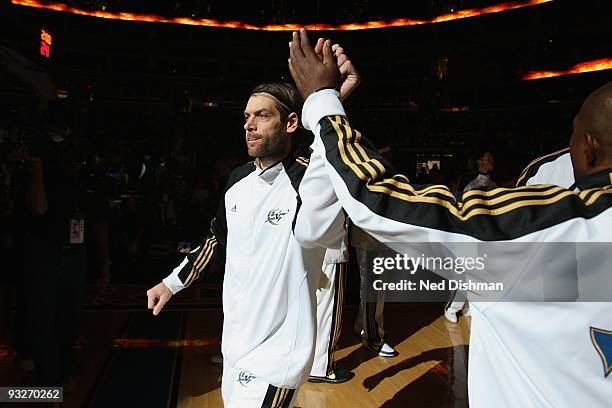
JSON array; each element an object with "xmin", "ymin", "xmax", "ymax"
[{"xmin": 246, "ymin": 131, "xmax": 287, "ymax": 160}]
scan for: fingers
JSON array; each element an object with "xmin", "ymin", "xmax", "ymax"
[
  {"xmin": 147, "ymin": 289, "xmax": 155, "ymax": 310},
  {"xmin": 298, "ymin": 29, "xmax": 316, "ymax": 59},
  {"xmin": 314, "ymin": 38, "xmax": 325, "ymax": 60},
  {"xmin": 339, "ymin": 59, "xmax": 354, "ymax": 77},
  {"xmin": 290, "ymin": 30, "xmax": 317, "ymax": 79},
  {"xmin": 288, "ymin": 58, "xmax": 299, "ymax": 83},
  {"xmin": 332, "ymin": 45, "xmax": 348, "ymax": 68},
  {"xmin": 289, "ymin": 29, "xmax": 340, "ymax": 97},
  {"xmin": 153, "ymin": 293, "xmax": 169, "ymax": 316},
  {"xmin": 147, "ymin": 283, "xmax": 172, "ymax": 315},
  {"xmin": 289, "ymin": 42, "xmax": 305, "ymax": 83},
  {"xmin": 290, "ymin": 31, "xmax": 304, "ymax": 60},
  {"xmin": 322, "ymin": 39, "xmax": 335, "ymax": 66}
]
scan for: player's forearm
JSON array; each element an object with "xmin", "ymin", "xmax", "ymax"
[
  {"xmin": 163, "ymin": 233, "xmax": 218, "ymax": 294},
  {"xmin": 295, "ymin": 146, "xmax": 345, "ymax": 249},
  {"xmin": 302, "ymin": 89, "xmax": 468, "ymax": 244}
]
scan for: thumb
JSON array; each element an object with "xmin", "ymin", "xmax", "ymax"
[
  {"xmin": 322, "ymin": 39, "xmax": 335, "ymax": 66},
  {"xmin": 147, "ymin": 289, "xmax": 156, "ymax": 310}
]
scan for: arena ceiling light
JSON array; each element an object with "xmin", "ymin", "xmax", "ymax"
[
  {"xmin": 523, "ymin": 58, "xmax": 612, "ymax": 80},
  {"xmin": 12, "ymin": 0, "xmax": 553, "ymax": 31}
]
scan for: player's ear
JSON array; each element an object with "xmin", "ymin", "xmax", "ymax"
[
  {"xmin": 286, "ymin": 112, "xmax": 299, "ymax": 134},
  {"xmin": 585, "ymin": 132, "xmax": 602, "ymax": 169}
]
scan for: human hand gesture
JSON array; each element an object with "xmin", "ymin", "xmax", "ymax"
[
  {"xmin": 146, "ymin": 281, "xmax": 173, "ymax": 315},
  {"xmin": 313, "ymin": 39, "xmax": 361, "ymax": 101},
  {"xmin": 288, "ymin": 29, "xmax": 341, "ymax": 99}
]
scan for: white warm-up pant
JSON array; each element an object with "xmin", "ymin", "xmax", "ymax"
[
  {"xmin": 221, "ymin": 365, "xmax": 298, "ymax": 408},
  {"xmin": 310, "ymin": 262, "xmax": 346, "ymax": 377}
]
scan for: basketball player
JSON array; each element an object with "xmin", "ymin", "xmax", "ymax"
[
  {"xmin": 147, "ymin": 40, "xmax": 360, "ymax": 407},
  {"xmin": 288, "ymin": 29, "xmax": 612, "ymax": 407}
]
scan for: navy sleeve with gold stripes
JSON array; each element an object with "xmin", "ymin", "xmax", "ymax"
[
  {"xmin": 301, "ymin": 90, "xmax": 612, "ymax": 243},
  {"xmin": 163, "ymin": 197, "xmax": 225, "ymax": 293}
]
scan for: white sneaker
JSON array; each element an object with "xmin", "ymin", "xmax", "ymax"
[
  {"xmin": 378, "ymin": 343, "xmax": 398, "ymax": 357},
  {"xmin": 444, "ymin": 309, "xmax": 458, "ymax": 323}
]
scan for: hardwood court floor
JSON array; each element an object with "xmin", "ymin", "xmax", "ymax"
[
  {"xmin": 1, "ymin": 295, "xmax": 470, "ymax": 408},
  {"xmin": 175, "ymin": 304, "xmax": 470, "ymax": 408}
]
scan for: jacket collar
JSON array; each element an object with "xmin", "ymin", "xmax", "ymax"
[
  {"xmin": 255, "ymin": 155, "xmax": 295, "ymax": 183},
  {"xmin": 571, "ymin": 168, "xmax": 612, "ymax": 191}
]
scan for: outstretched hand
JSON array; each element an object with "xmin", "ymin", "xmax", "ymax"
[{"xmin": 288, "ymin": 29, "xmax": 341, "ymax": 99}]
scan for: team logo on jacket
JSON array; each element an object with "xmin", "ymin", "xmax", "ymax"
[
  {"xmin": 266, "ymin": 208, "xmax": 290, "ymax": 225},
  {"xmin": 238, "ymin": 370, "xmax": 255, "ymax": 386},
  {"xmin": 590, "ymin": 327, "xmax": 612, "ymax": 377}
]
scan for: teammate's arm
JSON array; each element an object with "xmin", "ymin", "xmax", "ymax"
[
  {"xmin": 293, "ymin": 36, "xmax": 361, "ymax": 249},
  {"xmin": 289, "ymin": 30, "xmax": 580, "ymax": 244}
]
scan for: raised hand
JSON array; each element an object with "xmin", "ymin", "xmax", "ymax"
[
  {"xmin": 333, "ymin": 43, "xmax": 361, "ymax": 101},
  {"xmin": 312, "ymin": 38, "xmax": 361, "ymax": 101},
  {"xmin": 288, "ymin": 29, "xmax": 341, "ymax": 99}
]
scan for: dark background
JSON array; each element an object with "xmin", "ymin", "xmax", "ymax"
[
  {"xmin": 0, "ymin": 0, "xmax": 610, "ymax": 281},
  {"xmin": 0, "ymin": 1, "xmax": 609, "ymax": 404},
  {"xmin": 2, "ymin": 0, "xmax": 610, "ymax": 175}
]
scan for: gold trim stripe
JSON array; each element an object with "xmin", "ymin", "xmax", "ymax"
[
  {"xmin": 331, "ymin": 119, "xmax": 458, "ymax": 200},
  {"xmin": 185, "ymin": 236, "xmax": 217, "ymax": 287},
  {"xmin": 346, "ymin": 126, "xmax": 380, "ymax": 179},
  {"xmin": 584, "ymin": 188, "xmax": 612, "ymax": 207},
  {"xmin": 270, "ymin": 387, "xmax": 281, "ymax": 408},
  {"xmin": 462, "ymin": 183, "xmax": 561, "ymax": 199},
  {"xmin": 344, "ymin": 124, "xmax": 378, "ymax": 179},
  {"xmin": 515, "ymin": 147, "xmax": 570, "ymax": 186},
  {"xmin": 461, "ymin": 186, "xmax": 566, "ymax": 213},
  {"xmin": 273, "ymin": 388, "xmax": 288, "ymax": 408},
  {"xmin": 194, "ymin": 236, "xmax": 217, "ymax": 270},
  {"xmin": 328, "ymin": 263, "xmax": 345, "ymax": 374},
  {"xmin": 331, "ymin": 119, "xmax": 369, "ymax": 182},
  {"xmin": 327, "ymin": 117, "xmax": 583, "ymax": 220}
]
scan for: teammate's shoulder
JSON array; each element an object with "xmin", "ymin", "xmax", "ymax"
[{"xmin": 516, "ymin": 147, "xmax": 570, "ymax": 187}]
